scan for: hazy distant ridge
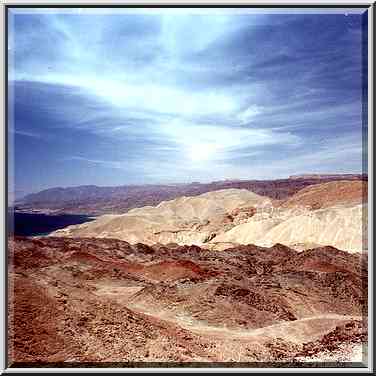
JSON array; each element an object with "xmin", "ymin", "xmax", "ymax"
[{"xmin": 17, "ymin": 174, "xmax": 367, "ymax": 215}]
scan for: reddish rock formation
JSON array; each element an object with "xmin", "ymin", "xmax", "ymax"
[
  {"xmin": 280, "ymin": 180, "xmax": 367, "ymax": 209},
  {"xmin": 8, "ymin": 236, "xmax": 367, "ymax": 365}
]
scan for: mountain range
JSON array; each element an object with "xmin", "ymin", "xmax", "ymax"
[{"xmin": 15, "ymin": 174, "xmax": 367, "ymax": 215}]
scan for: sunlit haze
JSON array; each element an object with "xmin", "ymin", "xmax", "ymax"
[{"xmin": 8, "ymin": 8, "xmax": 368, "ymax": 195}]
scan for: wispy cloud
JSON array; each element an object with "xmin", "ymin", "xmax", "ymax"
[
  {"xmin": 8, "ymin": 9, "xmax": 367, "ymax": 191},
  {"xmin": 63, "ymin": 156, "xmax": 128, "ymax": 170},
  {"xmin": 11, "ymin": 130, "xmax": 43, "ymax": 139}
]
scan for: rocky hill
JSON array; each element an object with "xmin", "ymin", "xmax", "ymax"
[
  {"xmin": 280, "ymin": 180, "xmax": 366, "ymax": 209},
  {"xmin": 8, "ymin": 236, "xmax": 367, "ymax": 365},
  {"xmin": 51, "ymin": 181, "xmax": 368, "ymax": 253}
]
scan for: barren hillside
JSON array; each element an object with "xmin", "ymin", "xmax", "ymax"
[
  {"xmin": 50, "ymin": 189, "xmax": 271, "ymax": 245},
  {"xmin": 51, "ymin": 181, "xmax": 368, "ymax": 253},
  {"xmin": 8, "ymin": 236, "xmax": 367, "ymax": 365},
  {"xmin": 280, "ymin": 180, "xmax": 366, "ymax": 209}
]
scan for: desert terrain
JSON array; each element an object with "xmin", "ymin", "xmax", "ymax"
[
  {"xmin": 8, "ymin": 237, "xmax": 367, "ymax": 365},
  {"xmin": 8, "ymin": 178, "xmax": 368, "ymax": 366},
  {"xmin": 51, "ymin": 180, "xmax": 367, "ymax": 254},
  {"xmin": 15, "ymin": 174, "xmax": 366, "ymax": 215}
]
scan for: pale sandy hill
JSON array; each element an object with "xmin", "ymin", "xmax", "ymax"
[
  {"xmin": 51, "ymin": 189, "xmax": 271, "ymax": 245},
  {"xmin": 126, "ymin": 189, "xmax": 269, "ymax": 220},
  {"xmin": 213, "ymin": 204, "xmax": 367, "ymax": 253},
  {"xmin": 51, "ymin": 185, "xmax": 367, "ymax": 253},
  {"xmin": 281, "ymin": 180, "xmax": 367, "ymax": 209}
]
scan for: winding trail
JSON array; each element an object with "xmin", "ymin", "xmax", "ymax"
[
  {"xmin": 91, "ymin": 281, "xmax": 362, "ymax": 345},
  {"xmin": 128, "ymin": 300, "xmax": 361, "ymax": 344}
]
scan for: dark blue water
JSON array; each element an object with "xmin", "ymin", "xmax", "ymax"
[{"xmin": 8, "ymin": 212, "xmax": 95, "ymax": 236}]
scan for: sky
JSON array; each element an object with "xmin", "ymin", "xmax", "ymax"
[{"xmin": 8, "ymin": 8, "xmax": 368, "ymax": 196}]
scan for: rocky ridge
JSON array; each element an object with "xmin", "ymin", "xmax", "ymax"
[
  {"xmin": 8, "ymin": 236, "xmax": 367, "ymax": 364},
  {"xmin": 50, "ymin": 181, "xmax": 368, "ymax": 253}
]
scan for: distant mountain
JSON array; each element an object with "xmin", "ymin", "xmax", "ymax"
[
  {"xmin": 289, "ymin": 173, "xmax": 366, "ymax": 180},
  {"xmin": 15, "ymin": 174, "xmax": 367, "ymax": 215}
]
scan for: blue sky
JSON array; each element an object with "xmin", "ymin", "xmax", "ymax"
[{"xmin": 8, "ymin": 8, "xmax": 368, "ymax": 195}]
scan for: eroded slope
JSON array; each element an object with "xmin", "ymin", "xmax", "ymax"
[
  {"xmin": 8, "ymin": 237, "xmax": 367, "ymax": 365},
  {"xmin": 50, "ymin": 182, "xmax": 368, "ymax": 253}
]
